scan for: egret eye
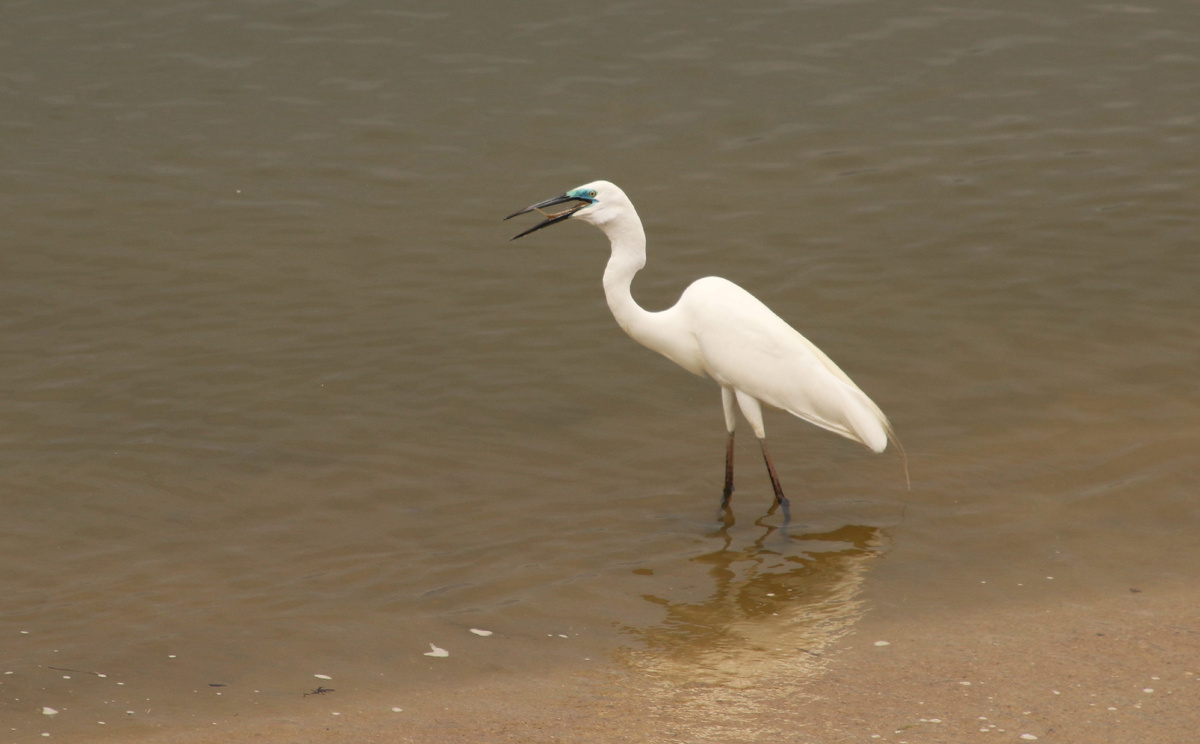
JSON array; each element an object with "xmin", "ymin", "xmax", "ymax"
[{"xmin": 588, "ymin": 190, "xmax": 597, "ymax": 198}]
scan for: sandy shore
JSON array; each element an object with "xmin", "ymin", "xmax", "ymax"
[
  {"xmin": 768, "ymin": 586, "xmax": 1200, "ymax": 744},
  {"xmin": 108, "ymin": 576, "xmax": 1199, "ymax": 744}
]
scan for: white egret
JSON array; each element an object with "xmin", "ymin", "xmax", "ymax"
[{"xmin": 506, "ymin": 180, "xmax": 901, "ymax": 511}]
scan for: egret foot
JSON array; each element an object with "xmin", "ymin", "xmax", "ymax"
[
  {"xmin": 764, "ymin": 496, "xmax": 792, "ymax": 527},
  {"xmin": 716, "ymin": 503, "xmax": 736, "ymax": 530}
]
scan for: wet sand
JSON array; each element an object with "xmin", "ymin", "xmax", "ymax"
[
  {"xmin": 785, "ymin": 584, "xmax": 1200, "ymax": 744},
  {"xmin": 104, "ymin": 579, "xmax": 1199, "ymax": 744}
]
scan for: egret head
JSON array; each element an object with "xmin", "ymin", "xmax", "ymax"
[{"xmin": 505, "ymin": 180, "xmax": 625, "ymax": 240}]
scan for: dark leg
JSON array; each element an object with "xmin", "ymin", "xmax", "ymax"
[
  {"xmin": 759, "ymin": 439, "xmax": 789, "ymax": 508},
  {"xmin": 721, "ymin": 431, "xmax": 735, "ymax": 508}
]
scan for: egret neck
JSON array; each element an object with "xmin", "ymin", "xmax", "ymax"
[{"xmin": 595, "ymin": 202, "xmax": 705, "ymax": 378}]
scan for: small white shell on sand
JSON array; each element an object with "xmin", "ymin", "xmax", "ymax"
[
  {"xmin": 391, "ymin": 707, "xmax": 403, "ymax": 712},
  {"xmin": 424, "ymin": 644, "xmax": 449, "ymax": 658},
  {"xmin": 314, "ymin": 674, "xmax": 332, "ymax": 680},
  {"xmin": 469, "ymin": 629, "xmax": 493, "ymax": 637},
  {"xmin": 874, "ymin": 641, "xmax": 891, "ymax": 647},
  {"xmin": 42, "ymin": 707, "xmax": 58, "ymax": 716}
]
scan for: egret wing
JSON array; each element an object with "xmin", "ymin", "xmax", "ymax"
[{"xmin": 681, "ymin": 277, "xmax": 890, "ymax": 452}]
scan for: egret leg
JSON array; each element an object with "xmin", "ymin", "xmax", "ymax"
[
  {"xmin": 758, "ymin": 439, "xmax": 790, "ymax": 509},
  {"xmin": 720, "ymin": 387, "xmax": 737, "ymax": 509},
  {"xmin": 722, "ymin": 431, "xmax": 735, "ymax": 508},
  {"xmin": 732, "ymin": 389, "xmax": 788, "ymax": 508}
]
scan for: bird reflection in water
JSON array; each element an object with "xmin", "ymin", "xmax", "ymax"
[{"xmin": 620, "ymin": 509, "xmax": 884, "ymax": 737}]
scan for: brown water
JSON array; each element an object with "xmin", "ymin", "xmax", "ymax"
[{"xmin": 2, "ymin": 0, "xmax": 1198, "ymax": 741}]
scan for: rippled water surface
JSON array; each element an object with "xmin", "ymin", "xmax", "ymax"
[{"xmin": 2, "ymin": 0, "xmax": 1198, "ymax": 740}]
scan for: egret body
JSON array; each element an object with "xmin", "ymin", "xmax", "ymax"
[{"xmin": 506, "ymin": 180, "xmax": 897, "ymax": 510}]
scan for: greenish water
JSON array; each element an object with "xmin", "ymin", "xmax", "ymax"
[{"xmin": 2, "ymin": 0, "xmax": 1197, "ymax": 740}]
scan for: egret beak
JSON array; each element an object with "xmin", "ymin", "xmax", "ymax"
[{"xmin": 504, "ymin": 194, "xmax": 590, "ymax": 240}]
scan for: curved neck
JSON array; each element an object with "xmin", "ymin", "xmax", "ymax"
[
  {"xmin": 599, "ymin": 213, "xmax": 652, "ymax": 339},
  {"xmin": 596, "ymin": 209, "xmax": 702, "ymax": 377}
]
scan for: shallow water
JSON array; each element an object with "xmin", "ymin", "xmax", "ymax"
[{"xmin": 2, "ymin": 0, "xmax": 1198, "ymax": 740}]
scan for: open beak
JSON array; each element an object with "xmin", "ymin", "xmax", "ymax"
[{"xmin": 504, "ymin": 194, "xmax": 590, "ymax": 240}]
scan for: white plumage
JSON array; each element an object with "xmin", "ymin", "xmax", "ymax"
[{"xmin": 507, "ymin": 180, "xmax": 898, "ymax": 509}]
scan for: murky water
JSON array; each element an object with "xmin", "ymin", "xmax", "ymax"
[{"xmin": 2, "ymin": 0, "xmax": 1198, "ymax": 740}]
